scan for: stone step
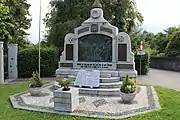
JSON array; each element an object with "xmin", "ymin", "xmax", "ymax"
[
  {"xmin": 100, "ymin": 73, "xmax": 112, "ymax": 78},
  {"xmin": 71, "ymin": 81, "xmax": 122, "ymax": 89},
  {"xmin": 69, "ymin": 75, "xmax": 120, "ymax": 83},
  {"xmin": 78, "ymin": 88, "xmax": 120, "ymax": 96},
  {"xmin": 99, "ymin": 81, "xmax": 122, "ymax": 88},
  {"xmin": 100, "ymin": 77, "xmax": 120, "ymax": 83},
  {"xmin": 56, "ymin": 69, "xmax": 137, "ymax": 78}
]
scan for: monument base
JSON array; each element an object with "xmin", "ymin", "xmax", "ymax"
[
  {"xmin": 56, "ymin": 68, "xmax": 137, "ymax": 78},
  {"xmin": 55, "ymin": 68, "xmax": 137, "ymax": 96}
]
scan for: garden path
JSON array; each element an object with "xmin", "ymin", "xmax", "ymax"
[{"xmin": 137, "ymin": 69, "xmax": 180, "ymax": 91}]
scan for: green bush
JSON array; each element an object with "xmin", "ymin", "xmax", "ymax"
[
  {"xmin": 4, "ymin": 55, "xmax": 8, "ymax": 79},
  {"xmin": 18, "ymin": 46, "xmax": 59, "ymax": 78},
  {"xmin": 165, "ymin": 31, "xmax": 180, "ymax": 57},
  {"xmin": 58, "ymin": 78, "xmax": 72, "ymax": 91},
  {"xmin": 29, "ymin": 72, "xmax": 43, "ymax": 88},
  {"xmin": 135, "ymin": 52, "xmax": 150, "ymax": 75},
  {"xmin": 120, "ymin": 75, "xmax": 136, "ymax": 93}
]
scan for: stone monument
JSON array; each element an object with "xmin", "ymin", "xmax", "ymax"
[{"xmin": 56, "ymin": 0, "xmax": 137, "ymax": 79}]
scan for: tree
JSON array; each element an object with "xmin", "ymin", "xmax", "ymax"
[
  {"xmin": 0, "ymin": 0, "xmax": 31, "ymax": 51},
  {"xmin": 154, "ymin": 32, "xmax": 168, "ymax": 54},
  {"xmin": 130, "ymin": 25, "xmax": 143, "ymax": 52},
  {"xmin": 131, "ymin": 29, "xmax": 158, "ymax": 54},
  {"xmin": 44, "ymin": 0, "xmax": 143, "ymax": 52},
  {"xmin": 165, "ymin": 31, "xmax": 180, "ymax": 57},
  {"xmin": 0, "ymin": 0, "xmax": 12, "ymax": 46},
  {"xmin": 133, "ymin": 26, "xmax": 180, "ymax": 56},
  {"xmin": 5, "ymin": 0, "xmax": 31, "ymax": 49}
]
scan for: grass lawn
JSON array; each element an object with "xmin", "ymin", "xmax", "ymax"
[{"xmin": 0, "ymin": 83, "xmax": 180, "ymax": 120}]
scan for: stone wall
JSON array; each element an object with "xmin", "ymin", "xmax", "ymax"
[{"xmin": 151, "ymin": 56, "xmax": 180, "ymax": 72}]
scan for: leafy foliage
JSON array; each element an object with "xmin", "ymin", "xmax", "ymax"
[
  {"xmin": 120, "ymin": 75, "xmax": 136, "ymax": 94},
  {"xmin": 29, "ymin": 72, "xmax": 43, "ymax": 88},
  {"xmin": 44, "ymin": 0, "xmax": 143, "ymax": 52},
  {"xmin": 4, "ymin": 54, "xmax": 8, "ymax": 78},
  {"xmin": 0, "ymin": 0, "xmax": 12, "ymax": 46},
  {"xmin": 135, "ymin": 52, "xmax": 150, "ymax": 75},
  {"xmin": 18, "ymin": 46, "xmax": 59, "ymax": 78},
  {"xmin": 0, "ymin": 0, "xmax": 31, "ymax": 51},
  {"xmin": 165, "ymin": 31, "xmax": 180, "ymax": 57},
  {"xmin": 58, "ymin": 78, "xmax": 71, "ymax": 91},
  {"xmin": 134, "ymin": 26, "xmax": 180, "ymax": 57},
  {"xmin": 6, "ymin": 0, "xmax": 31, "ymax": 47}
]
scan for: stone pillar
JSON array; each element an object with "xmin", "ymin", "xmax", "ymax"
[
  {"xmin": 0, "ymin": 41, "xmax": 4, "ymax": 84},
  {"xmin": 8, "ymin": 44, "xmax": 18, "ymax": 79},
  {"xmin": 112, "ymin": 39, "xmax": 116, "ymax": 62},
  {"xmin": 74, "ymin": 40, "xmax": 78, "ymax": 62}
]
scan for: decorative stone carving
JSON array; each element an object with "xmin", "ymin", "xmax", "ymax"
[
  {"xmin": 91, "ymin": 24, "xmax": 98, "ymax": 32},
  {"xmin": 92, "ymin": 0, "xmax": 102, "ymax": 8},
  {"xmin": 118, "ymin": 36, "xmax": 125, "ymax": 43}
]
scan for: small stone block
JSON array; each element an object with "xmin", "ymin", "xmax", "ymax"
[
  {"xmin": 54, "ymin": 87, "xmax": 79, "ymax": 112},
  {"xmin": 54, "ymin": 92, "xmax": 71, "ymax": 98},
  {"xmin": 54, "ymin": 88, "xmax": 79, "ymax": 99},
  {"xmin": 54, "ymin": 98, "xmax": 71, "ymax": 104},
  {"xmin": 54, "ymin": 96, "xmax": 79, "ymax": 104},
  {"xmin": 54, "ymin": 102, "xmax": 71, "ymax": 109},
  {"xmin": 54, "ymin": 106, "xmax": 71, "ymax": 112}
]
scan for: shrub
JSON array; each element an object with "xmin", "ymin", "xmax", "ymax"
[
  {"xmin": 120, "ymin": 75, "xmax": 136, "ymax": 94},
  {"xmin": 4, "ymin": 54, "xmax": 8, "ymax": 79},
  {"xmin": 18, "ymin": 46, "xmax": 59, "ymax": 78},
  {"xmin": 29, "ymin": 72, "xmax": 43, "ymax": 88},
  {"xmin": 165, "ymin": 31, "xmax": 180, "ymax": 57},
  {"xmin": 58, "ymin": 78, "xmax": 71, "ymax": 91},
  {"xmin": 135, "ymin": 52, "xmax": 150, "ymax": 75}
]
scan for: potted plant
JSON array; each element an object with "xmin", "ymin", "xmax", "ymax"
[
  {"xmin": 120, "ymin": 75, "xmax": 137, "ymax": 103},
  {"xmin": 28, "ymin": 72, "xmax": 43, "ymax": 96},
  {"xmin": 58, "ymin": 78, "xmax": 71, "ymax": 91}
]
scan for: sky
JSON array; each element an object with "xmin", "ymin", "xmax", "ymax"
[{"xmin": 27, "ymin": 0, "xmax": 180, "ymax": 43}]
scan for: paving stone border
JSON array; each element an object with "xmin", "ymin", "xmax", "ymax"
[{"xmin": 9, "ymin": 84, "xmax": 161, "ymax": 119}]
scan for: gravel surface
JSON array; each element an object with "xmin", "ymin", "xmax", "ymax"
[{"xmin": 10, "ymin": 84, "xmax": 161, "ymax": 119}]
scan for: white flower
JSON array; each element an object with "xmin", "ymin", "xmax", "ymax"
[{"xmin": 127, "ymin": 85, "xmax": 132, "ymax": 90}]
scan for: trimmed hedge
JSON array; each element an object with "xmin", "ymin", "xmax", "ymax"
[
  {"xmin": 135, "ymin": 52, "xmax": 150, "ymax": 75},
  {"xmin": 4, "ymin": 54, "xmax": 8, "ymax": 79},
  {"xmin": 18, "ymin": 47, "xmax": 59, "ymax": 78}
]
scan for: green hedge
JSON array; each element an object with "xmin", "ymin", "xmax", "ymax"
[
  {"xmin": 4, "ymin": 55, "xmax": 8, "ymax": 79},
  {"xmin": 135, "ymin": 52, "xmax": 150, "ymax": 75},
  {"xmin": 18, "ymin": 47, "xmax": 59, "ymax": 78}
]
